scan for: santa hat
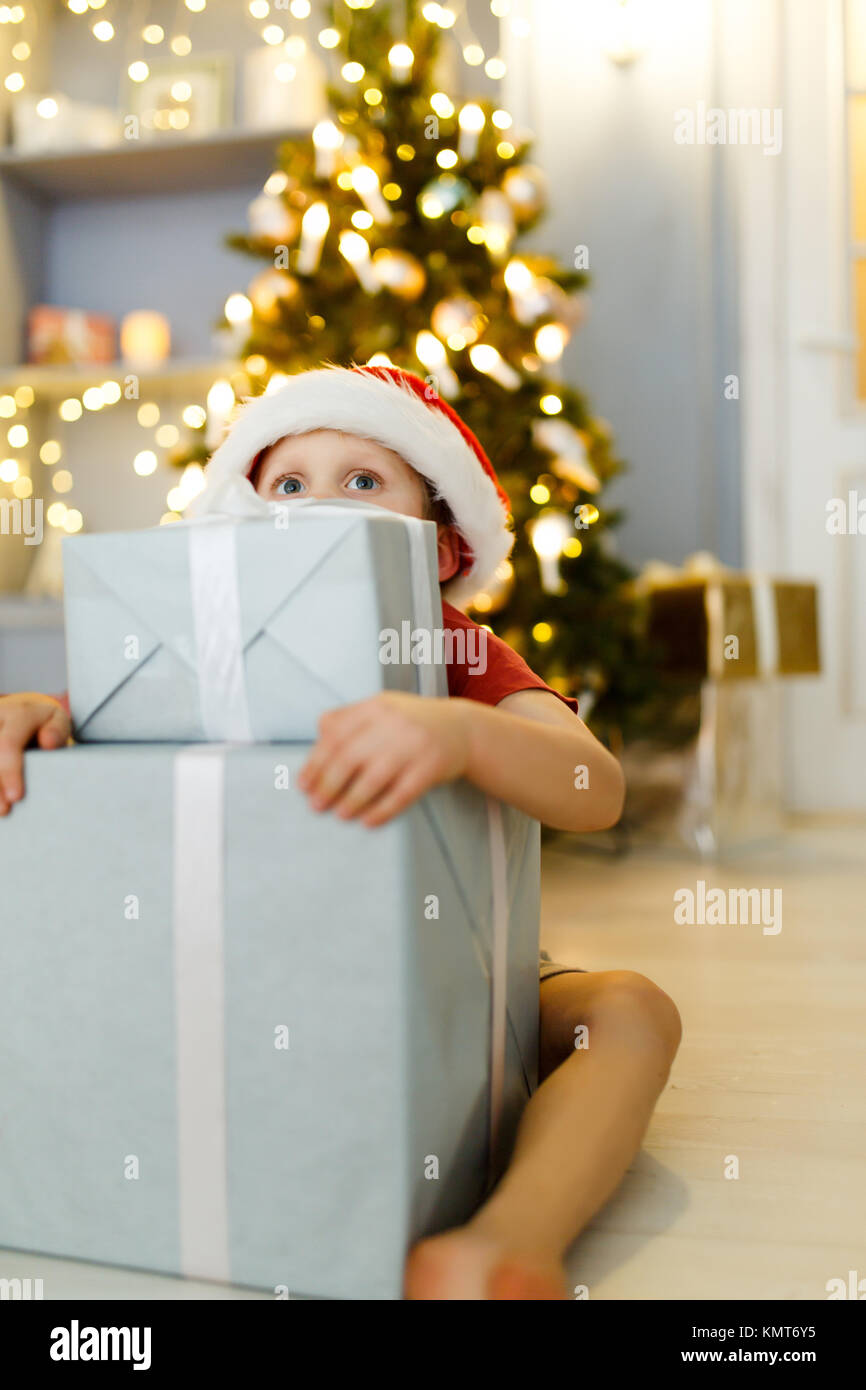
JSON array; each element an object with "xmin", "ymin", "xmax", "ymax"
[{"xmin": 189, "ymin": 363, "xmax": 513, "ymax": 607}]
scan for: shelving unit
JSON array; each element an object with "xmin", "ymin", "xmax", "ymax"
[
  {"xmin": 0, "ymin": 59, "xmax": 304, "ymax": 603},
  {"xmin": 0, "ymin": 113, "xmax": 277, "ymax": 596},
  {"xmin": 0, "ymin": 126, "xmax": 294, "ymax": 200},
  {"xmin": 0, "ymin": 356, "xmax": 238, "ymax": 398},
  {"xmin": 0, "ymin": 0, "xmax": 337, "ymax": 618}
]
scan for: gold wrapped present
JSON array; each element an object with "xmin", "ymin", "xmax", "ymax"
[{"xmin": 638, "ymin": 554, "xmax": 821, "ymax": 681}]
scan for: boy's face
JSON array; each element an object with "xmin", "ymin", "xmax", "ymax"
[
  {"xmin": 253, "ymin": 429, "xmax": 427, "ymax": 519},
  {"xmin": 252, "ymin": 428, "xmax": 464, "ymax": 583}
]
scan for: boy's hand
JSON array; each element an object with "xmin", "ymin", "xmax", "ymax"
[
  {"xmin": 297, "ymin": 691, "xmax": 472, "ymax": 828},
  {"xmin": 0, "ymin": 694, "xmax": 71, "ymax": 816}
]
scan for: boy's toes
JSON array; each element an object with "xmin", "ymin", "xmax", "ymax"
[
  {"xmin": 405, "ymin": 1230, "xmax": 567, "ymax": 1301},
  {"xmin": 405, "ymin": 1231, "xmax": 497, "ymax": 1300},
  {"xmin": 487, "ymin": 1257, "xmax": 567, "ymax": 1300}
]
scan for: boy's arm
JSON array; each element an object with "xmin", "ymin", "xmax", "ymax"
[
  {"xmin": 464, "ymin": 689, "xmax": 624, "ymax": 832},
  {"xmin": 298, "ymin": 689, "xmax": 624, "ymax": 833}
]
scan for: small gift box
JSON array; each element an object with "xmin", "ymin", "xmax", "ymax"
[
  {"xmin": 62, "ymin": 501, "xmax": 446, "ymax": 742},
  {"xmin": 27, "ymin": 305, "xmax": 116, "ymax": 367},
  {"xmin": 0, "ymin": 743, "xmax": 539, "ymax": 1298}
]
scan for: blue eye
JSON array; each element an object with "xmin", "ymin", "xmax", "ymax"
[
  {"xmin": 275, "ymin": 477, "xmax": 304, "ymax": 496},
  {"xmin": 348, "ymin": 473, "xmax": 379, "ymax": 492}
]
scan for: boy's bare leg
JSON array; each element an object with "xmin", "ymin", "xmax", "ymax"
[{"xmin": 404, "ymin": 969, "xmax": 682, "ymax": 1300}]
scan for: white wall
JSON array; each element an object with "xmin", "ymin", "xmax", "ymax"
[{"xmin": 504, "ymin": 0, "xmax": 742, "ymax": 569}]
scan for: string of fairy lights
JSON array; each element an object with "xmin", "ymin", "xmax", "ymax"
[{"xmin": 0, "ymin": 0, "xmax": 580, "ymax": 550}]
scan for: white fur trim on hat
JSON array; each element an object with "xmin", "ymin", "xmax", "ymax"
[{"xmin": 188, "ymin": 365, "xmax": 513, "ymax": 606}]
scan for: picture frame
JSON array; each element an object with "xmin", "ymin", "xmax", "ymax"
[{"xmin": 125, "ymin": 54, "xmax": 234, "ymax": 142}]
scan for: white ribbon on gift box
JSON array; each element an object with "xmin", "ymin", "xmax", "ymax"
[
  {"xmin": 188, "ymin": 524, "xmax": 254, "ymax": 742},
  {"xmin": 172, "ymin": 748, "xmax": 513, "ymax": 1283},
  {"xmin": 705, "ymin": 574, "xmax": 779, "ymax": 680},
  {"xmin": 183, "ymin": 500, "xmax": 441, "ymax": 741},
  {"xmin": 173, "ymin": 746, "xmax": 232, "ymax": 1283},
  {"xmin": 750, "ymin": 575, "xmax": 779, "ymax": 677}
]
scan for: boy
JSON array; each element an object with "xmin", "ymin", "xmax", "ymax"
[{"xmin": 0, "ymin": 365, "xmax": 681, "ymax": 1300}]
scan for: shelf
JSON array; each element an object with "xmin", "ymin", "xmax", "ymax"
[
  {"xmin": 0, "ymin": 126, "xmax": 303, "ymax": 200},
  {"xmin": 0, "ymin": 358, "xmax": 238, "ymax": 398},
  {"xmin": 0, "ymin": 598, "xmax": 64, "ymax": 630}
]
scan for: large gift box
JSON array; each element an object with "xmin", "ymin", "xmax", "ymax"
[
  {"xmin": 62, "ymin": 502, "xmax": 445, "ymax": 742},
  {"xmin": 0, "ymin": 744, "xmax": 539, "ymax": 1299}
]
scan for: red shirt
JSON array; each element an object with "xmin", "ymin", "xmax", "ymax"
[
  {"xmin": 442, "ymin": 602, "xmax": 579, "ymax": 715},
  {"xmin": 46, "ymin": 603, "xmax": 579, "ymax": 718}
]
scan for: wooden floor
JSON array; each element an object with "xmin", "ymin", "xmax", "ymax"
[
  {"xmin": 1, "ymin": 815, "xmax": 862, "ymax": 1301},
  {"xmin": 546, "ymin": 816, "xmax": 866, "ymax": 1300}
]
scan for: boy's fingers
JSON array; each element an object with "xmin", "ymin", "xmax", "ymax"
[
  {"xmin": 297, "ymin": 717, "xmax": 360, "ymax": 789},
  {"xmin": 37, "ymin": 706, "xmax": 71, "ymax": 747},
  {"xmin": 361, "ymin": 764, "xmax": 434, "ymax": 827},
  {"xmin": 0, "ymin": 705, "xmax": 41, "ymax": 745},
  {"xmin": 299, "ymin": 713, "xmax": 386, "ymax": 797},
  {"xmin": 306, "ymin": 729, "xmax": 393, "ymax": 810},
  {"xmin": 307, "ymin": 741, "xmax": 377, "ymax": 810},
  {"xmin": 0, "ymin": 703, "xmax": 70, "ymax": 810},
  {"xmin": 0, "ymin": 735, "xmax": 27, "ymax": 806},
  {"xmin": 331, "ymin": 752, "xmax": 407, "ymax": 819}
]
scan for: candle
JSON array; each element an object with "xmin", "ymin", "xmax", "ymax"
[
  {"xmin": 469, "ymin": 343, "xmax": 521, "ymax": 390},
  {"xmin": 338, "ymin": 231, "xmax": 380, "ymax": 293},
  {"xmin": 296, "ymin": 201, "xmax": 330, "ymax": 274},
  {"xmin": 388, "ymin": 43, "xmax": 414, "ymax": 82},
  {"xmin": 350, "ymin": 165, "xmax": 392, "ymax": 225},
  {"xmin": 312, "ymin": 119, "xmax": 343, "ymax": 178},
  {"xmin": 477, "ymin": 189, "xmax": 515, "ymax": 260},
  {"xmin": 222, "ymin": 292, "xmax": 254, "ymax": 351},
  {"xmin": 534, "ymin": 322, "xmax": 568, "ymax": 361},
  {"xmin": 120, "ymin": 310, "xmax": 171, "ymax": 367},
  {"xmin": 414, "ymin": 331, "xmax": 459, "ymax": 399},
  {"xmin": 530, "ymin": 511, "xmax": 571, "ymax": 595},
  {"xmin": 504, "ymin": 258, "xmax": 537, "ymax": 324},
  {"xmin": 205, "ymin": 379, "xmax": 235, "ymax": 449},
  {"xmin": 457, "ymin": 103, "xmax": 485, "ymax": 160}
]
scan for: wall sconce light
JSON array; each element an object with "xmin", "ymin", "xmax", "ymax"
[{"xmin": 602, "ymin": 0, "xmax": 649, "ymax": 67}]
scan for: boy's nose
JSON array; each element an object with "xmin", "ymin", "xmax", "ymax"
[{"xmin": 307, "ymin": 485, "xmax": 343, "ymax": 501}]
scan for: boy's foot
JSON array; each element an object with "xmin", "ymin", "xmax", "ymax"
[{"xmin": 404, "ymin": 1229, "xmax": 567, "ymax": 1300}]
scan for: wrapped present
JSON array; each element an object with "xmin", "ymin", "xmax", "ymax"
[
  {"xmin": 622, "ymin": 555, "xmax": 821, "ymax": 853},
  {"xmin": 27, "ymin": 305, "xmax": 116, "ymax": 367},
  {"xmin": 639, "ymin": 553, "xmax": 820, "ymax": 680},
  {"xmin": 63, "ymin": 502, "xmax": 445, "ymax": 743},
  {"xmin": 0, "ymin": 743, "xmax": 539, "ymax": 1299}
]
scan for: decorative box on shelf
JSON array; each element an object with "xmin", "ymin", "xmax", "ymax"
[
  {"xmin": 27, "ymin": 305, "xmax": 116, "ymax": 366},
  {"xmin": 242, "ymin": 43, "xmax": 327, "ymax": 131},
  {"xmin": 11, "ymin": 96, "xmax": 121, "ymax": 155}
]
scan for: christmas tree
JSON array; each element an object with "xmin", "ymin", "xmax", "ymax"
[{"xmin": 179, "ymin": 0, "xmax": 656, "ymax": 745}]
